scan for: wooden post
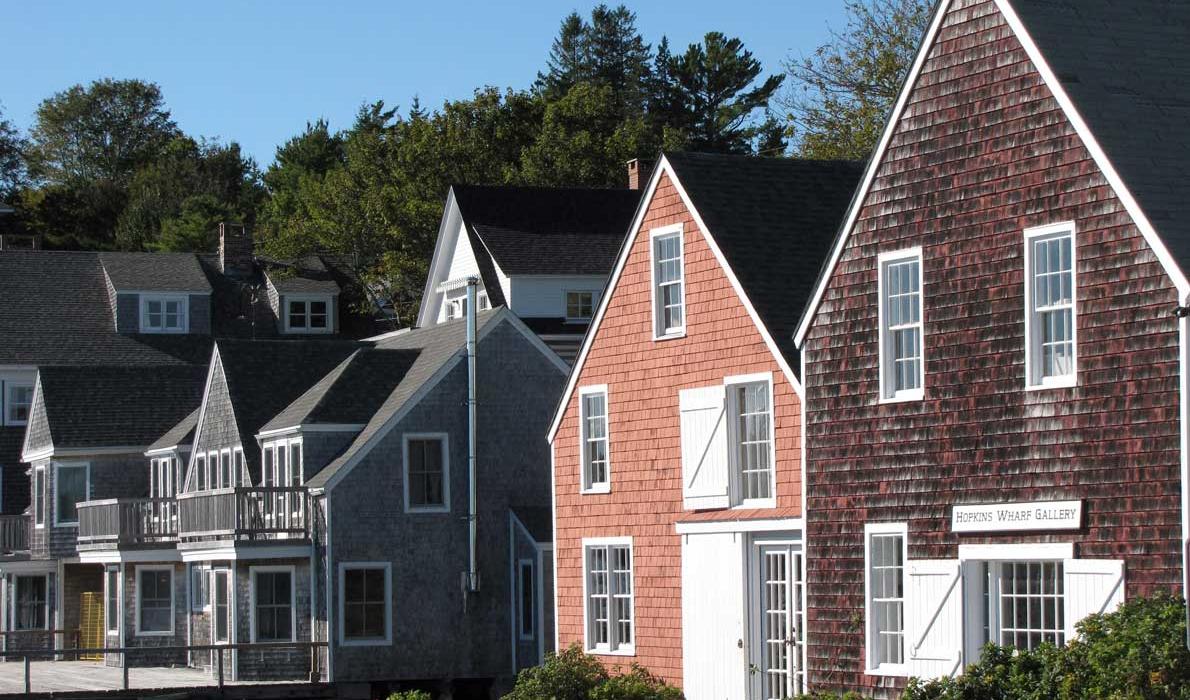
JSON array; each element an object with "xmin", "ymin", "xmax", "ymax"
[
  {"xmin": 218, "ymin": 646, "xmax": 224, "ymax": 689},
  {"xmin": 23, "ymin": 655, "xmax": 29, "ymax": 694},
  {"xmin": 122, "ymin": 652, "xmax": 129, "ymax": 690}
]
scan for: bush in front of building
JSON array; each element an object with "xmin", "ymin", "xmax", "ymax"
[
  {"xmin": 387, "ymin": 692, "xmax": 433, "ymax": 700},
  {"xmin": 901, "ymin": 593, "xmax": 1190, "ymax": 700},
  {"xmin": 502, "ymin": 644, "xmax": 683, "ymax": 700}
]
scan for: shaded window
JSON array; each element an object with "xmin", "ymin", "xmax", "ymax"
[
  {"xmin": 55, "ymin": 463, "xmax": 88, "ymax": 526},
  {"xmin": 138, "ymin": 568, "xmax": 172, "ymax": 634},
  {"xmin": 15, "ymin": 575, "xmax": 47, "ymax": 631},
  {"xmin": 254, "ymin": 570, "xmax": 293, "ymax": 642},
  {"xmin": 406, "ymin": 437, "xmax": 446, "ymax": 510},
  {"xmin": 343, "ymin": 567, "xmax": 387, "ymax": 640}
]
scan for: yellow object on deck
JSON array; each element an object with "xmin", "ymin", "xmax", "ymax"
[{"xmin": 79, "ymin": 592, "xmax": 104, "ymax": 661}]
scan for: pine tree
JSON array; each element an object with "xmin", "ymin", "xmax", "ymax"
[{"xmin": 536, "ymin": 12, "xmax": 589, "ymax": 100}]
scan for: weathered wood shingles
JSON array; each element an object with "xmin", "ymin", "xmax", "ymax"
[
  {"xmin": 802, "ymin": 0, "xmax": 1181, "ymax": 694},
  {"xmin": 552, "ymin": 174, "xmax": 803, "ymax": 684}
]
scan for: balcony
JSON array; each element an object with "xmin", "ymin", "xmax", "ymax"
[
  {"xmin": 177, "ymin": 487, "xmax": 309, "ymax": 545},
  {"xmin": 0, "ymin": 514, "xmax": 29, "ymax": 554},
  {"xmin": 77, "ymin": 498, "xmax": 178, "ymax": 550}
]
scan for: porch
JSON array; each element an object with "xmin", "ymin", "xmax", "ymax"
[{"xmin": 0, "ymin": 659, "xmax": 262, "ymax": 693}]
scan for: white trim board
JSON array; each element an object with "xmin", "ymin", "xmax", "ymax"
[
  {"xmin": 547, "ymin": 154, "xmax": 806, "ymax": 444},
  {"xmin": 793, "ymin": 0, "xmax": 1190, "ymax": 349},
  {"xmin": 674, "ymin": 517, "xmax": 803, "ymax": 535}
]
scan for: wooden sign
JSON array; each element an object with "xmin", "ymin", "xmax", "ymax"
[{"xmin": 952, "ymin": 500, "xmax": 1082, "ymax": 533}]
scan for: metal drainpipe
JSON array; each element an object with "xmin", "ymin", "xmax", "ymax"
[{"xmin": 466, "ymin": 277, "xmax": 481, "ymax": 594}]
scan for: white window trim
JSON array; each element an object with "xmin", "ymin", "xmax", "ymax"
[
  {"xmin": 649, "ymin": 224, "xmax": 686, "ymax": 341},
  {"xmin": 2, "ymin": 381, "xmax": 34, "ymax": 427},
  {"xmin": 864, "ymin": 522, "xmax": 908, "ymax": 677},
  {"xmin": 190, "ymin": 564, "xmax": 210, "ymax": 613},
  {"xmin": 337, "ymin": 561, "xmax": 393, "ymax": 646},
  {"xmin": 283, "ymin": 294, "xmax": 334, "ymax": 334},
  {"xmin": 105, "ymin": 566, "xmax": 121, "ymax": 637},
  {"xmin": 402, "ymin": 433, "xmax": 450, "ymax": 513},
  {"xmin": 52, "ymin": 461, "xmax": 90, "ymax": 528},
  {"xmin": 877, "ymin": 247, "xmax": 925, "ymax": 403},
  {"xmin": 249, "ymin": 564, "xmax": 298, "ymax": 643},
  {"xmin": 1024, "ymin": 221, "xmax": 1078, "ymax": 390},
  {"xmin": 581, "ymin": 536, "xmax": 635, "ymax": 656},
  {"xmin": 139, "ymin": 293, "xmax": 190, "ymax": 334},
  {"xmin": 12, "ymin": 573, "xmax": 50, "ymax": 631},
  {"xmin": 578, "ymin": 385, "xmax": 611, "ymax": 494},
  {"xmin": 211, "ymin": 567, "xmax": 232, "ymax": 644},
  {"xmin": 724, "ymin": 372, "xmax": 777, "ymax": 508},
  {"xmin": 518, "ymin": 558, "xmax": 535, "ymax": 641},
  {"xmin": 33, "ymin": 464, "xmax": 45, "ymax": 529},
  {"xmin": 564, "ymin": 289, "xmax": 597, "ymax": 323},
  {"xmin": 261, "ymin": 436, "xmax": 305, "ymax": 488},
  {"xmin": 134, "ymin": 565, "xmax": 175, "ymax": 637}
]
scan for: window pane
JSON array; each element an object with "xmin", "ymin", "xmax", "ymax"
[
  {"xmin": 7, "ymin": 384, "xmax": 32, "ymax": 423},
  {"xmin": 255, "ymin": 572, "xmax": 292, "ymax": 641},
  {"xmin": 408, "ymin": 439, "xmax": 444, "ymax": 508},
  {"xmin": 139, "ymin": 569, "xmax": 172, "ymax": 632},
  {"xmin": 869, "ymin": 533, "xmax": 905, "ymax": 666},
  {"xmin": 289, "ymin": 301, "xmax": 307, "ymax": 328},
  {"xmin": 582, "ymin": 392, "xmax": 609, "ymax": 488},
  {"xmin": 16, "ymin": 576, "xmax": 47, "ymax": 630},
  {"xmin": 344, "ymin": 567, "xmax": 387, "ymax": 639},
  {"xmin": 310, "ymin": 301, "xmax": 328, "ymax": 328},
  {"xmin": 734, "ymin": 382, "xmax": 772, "ymax": 501},
  {"xmin": 520, "ymin": 562, "xmax": 535, "ymax": 636},
  {"xmin": 56, "ymin": 465, "xmax": 87, "ymax": 523},
  {"xmin": 994, "ymin": 561, "xmax": 1065, "ymax": 650}
]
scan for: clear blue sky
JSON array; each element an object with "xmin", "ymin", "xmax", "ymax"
[{"xmin": 1, "ymin": 1, "xmax": 848, "ymax": 167}]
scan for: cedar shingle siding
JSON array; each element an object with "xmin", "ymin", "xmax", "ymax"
[{"xmin": 801, "ymin": 0, "xmax": 1182, "ymax": 694}]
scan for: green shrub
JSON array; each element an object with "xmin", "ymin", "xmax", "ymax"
[
  {"xmin": 902, "ymin": 593, "xmax": 1190, "ymax": 700},
  {"xmin": 387, "ymin": 691, "xmax": 433, "ymax": 700},
  {"xmin": 503, "ymin": 644, "xmax": 683, "ymax": 700}
]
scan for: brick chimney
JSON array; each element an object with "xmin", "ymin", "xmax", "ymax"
[
  {"xmin": 218, "ymin": 222, "xmax": 254, "ymax": 278},
  {"xmin": 627, "ymin": 159, "xmax": 653, "ymax": 190}
]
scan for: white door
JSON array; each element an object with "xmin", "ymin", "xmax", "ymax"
[
  {"xmin": 752, "ymin": 543, "xmax": 804, "ymax": 700},
  {"xmin": 681, "ymin": 533, "xmax": 747, "ymax": 700}
]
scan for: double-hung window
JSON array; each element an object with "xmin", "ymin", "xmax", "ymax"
[
  {"xmin": 136, "ymin": 566, "xmax": 173, "ymax": 635},
  {"xmin": 579, "ymin": 386, "xmax": 609, "ymax": 493},
  {"xmin": 212, "ymin": 568, "xmax": 230, "ymax": 643},
  {"xmin": 340, "ymin": 563, "xmax": 391, "ymax": 644},
  {"xmin": 4, "ymin": 383, "xmax": 32, "ymax": 425},
  {"xmin": 105, "ymin": 567, "xmax": 120, "ymax": 636},
  {"xmin": 727, "ymin": 376, "xmax": 773, "ymax": 505},
  {"xmin": 141, "ymin": 295, "xmax": 188, "ymax": 333},
  {"xmin": 33, "ymin": 466, "xmax": 45, "ymax": 527},
  {"xmin": 1025, "ymin": 223, "xmax": 1077, "ymax": 388},
  {"xmin": 14, "ymin": 575, "xmax": 47, "ymax": 631},
  {"xmin": 879, "ymin": 249, "xmax": 924, "ymax": 401},
  {"xmin": 584, "ymin": 539, "xmax": 633, "ymax": 654},
  {"xmin": 403, "ymin": 435, "xmax": 448, "ymax": 512},
  {"xmin": 865, "ymin": 523, "xmax": 906, "ymax": 675},
  {"xmin": 286, "ymin": 297, "xmax": 331, "ymax": 333},
  {"xmin": 252, "ymin": 568, "xmax": 294, "ymax": 642},
  {"xmin": 651, "ymin": 226, "xmax": 685, "ymax": 338},
  {"xmin": 54, "ymin": 462, "xmax": 89, "ymax": 527},
  {"xmin": 190, "ymin": 565, "xmax": 209, "ymax": 613},
  {"xmin": 565, "ymin": 291, "xmax": 595, "ymax": 322}
]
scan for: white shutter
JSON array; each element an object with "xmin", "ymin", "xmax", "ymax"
[
  {"xmin": 679, "ymin": 385, "xmax": 730, "ymax": 510},
  {"xmin": 906, "ymin": 559, "xmax": 964, "ymax": 680},
  {"xmin": 1063, "ymin": 559, "xmax": 1124, "ymax": 641},
  {"xmin": 681, "ymin": 533, "xmax": 746, "ymax": 700}
]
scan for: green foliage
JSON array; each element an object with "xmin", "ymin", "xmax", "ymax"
[
  {"xmin": 902, "ymin": 594, "xmax": 1190, "ymax": 700},
  {"xmin": 0, "ymin": 104, "xmax": 26, "ymax": 201},
  {"xmin": 782, "ymin": 0, "xmax": 931, "ymax": 159},
  {"xmin": 503, "ymin": 644, "xmax": 683, "ymax": 700},
  {"xmin": 386, "ymin": 691, "xmax": 433, "ymax": 700}
]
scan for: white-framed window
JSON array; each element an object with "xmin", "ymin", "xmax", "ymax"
[
  {"xmin": 650, "ymin": 225, "xmax": 685, "ymax": 339},
  {"xmin": 583, "ymin": 537, "xmax": 634, "ymax": 655},
  {"xmin": 726, "ymin": 373, "xmax": 775, "ymax": 506},
  {"xmin": 983, "ymin": 560, "xmax": 1065, "ymax": 650},
  {"xmin": 53, "ymin": 462, "xmax": 89, "ymax": 527},
  {"xmin": 3, "ymin": 382, "xmax": 33, "ymax": 425},
  {"xmin": 212, "ymin": 568, "xmax": 231, "ymax": 644},
  {"xmin": 878, "ymin": 248, "xmax": 924, "ymax": 402},
  {"xmin": 402, "ymin": 434, "xmax": 449, "ymax": 513},
  {"xmin": 33, "ymin": 465, "xmax": 45, "ymax": 528},
  {"xmin": 105, "ymin": 566, "xmax": 120, "ymax": 636},
  {"xmin": 250, "ymin": 566, "xmax": 296, "ymax": 643},
  {"xmin": 193, "ymin": 454, "xmax": 207, "ymax": 491},
  {"xmin": 140, "ymin": 294, "xmax": 189, "ymax": 333},
  {"xmin": 1025, "ymin": 222, "xmax": 1077, "ymax": 388},
  {"xmin": 285, "ymin": 296, "xmax": 332, "ymax": 333},
  {"xmin": 518, "ymin": 558, "xmax": 535, "ymax": 641},
  {"xmin": 478, "ymin": 291, "xmax": 490, "ymax": 311},
  {"xmin": 190, "ymin": 564, "xmax": 209, "ymax": 613},
  {"xmin": 565, "ymin": 291, "xmax": 596, "ymax": 322},
  {"xmin": 135, "ymin": 565, "xmax": 174, "ymax": 636},
  {"xmin": 338, "ymin": 562, "xmax": 392, "ymax": 645},
  {"xmin": 578, "ymin": 385, "xmax": 610, "ymax": 493},
  {"xmin": 864, "ymin": 522, "xmax": 907, "ymax": 676},
  {"xmin": 13, "ymin": 574, "xmax": 48, "ymax": 631}
]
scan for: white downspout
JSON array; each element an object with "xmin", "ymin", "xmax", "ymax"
[{"xmin": 466, "ymin": 277, "xmax": 481, "ymax": 594}]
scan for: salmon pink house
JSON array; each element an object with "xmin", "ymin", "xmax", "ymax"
[{"xmin": 547, "ymin": 153, "xmax": 860, "ymax": 699}]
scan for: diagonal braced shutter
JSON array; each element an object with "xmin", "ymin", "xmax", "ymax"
[
  {"xmin": 679, "ymin": 385, "xmax": 729, "ymax": 510},
  {"xmin": 1063, "ymin": 559, "xmax": 1124, "ymax": 641},
  {"xmin": 906, "ymin": 559, "xmax": 964, "ymax": 680}
]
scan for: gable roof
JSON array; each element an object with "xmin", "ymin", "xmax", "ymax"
[
  {"xmin": 545, "ymin": 152, "xmax": 863, "ymax": 442},
  {"xmin": 99, "ymin": 252, "xmax": 212, "ymax": 293},
  {"xmin": 794, "ymin": 0, "xmax": 1190, "ymax": 345},
  {"xmin": 452, "ymin": 184, "xmax": 641, "ymax": 276},
  {"xmin": 259, "ymin": 254, "xmax": 343, "ymax": 295},
  {"xmin": 148, "ymin": 408, "xmax": 199, "ymax": 453},
  {"xmin": 33, "ymin": 365, "xmax": 207, "ymax": 450}
]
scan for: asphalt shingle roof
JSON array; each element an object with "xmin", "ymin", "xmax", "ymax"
[
  {"xmin": 664, "ymin": 153, "xmax": 863, "ymax": 365},
  {"xmin": 452, "ymin": 185, "xmax": 641, "ymax": 277},
  {"xmin": 1008, "ymin": 0, "xmax": 1190, "ymax": 280},
  {"xmin": 148, "ymin": 408, "xmax": 199, "ymax": 452},
  {"xmin": 99, "ymin": 252, "xmax": 212, "ymax": 293},
  {"xmin": 37, "ymin": 366, "xmax": 207, "ymax": 449}
]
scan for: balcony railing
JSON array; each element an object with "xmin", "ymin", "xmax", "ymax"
[
  {"xmin": 177, "ymin": 487, "xmax": 309, "ymax": 543},
  {"xmin": 77, "ymin": 498, "xmax": 178, "ymax": 548},
  {"xmin": 0, "ymin": 514, "xmax": 29, "ymax": 553}
]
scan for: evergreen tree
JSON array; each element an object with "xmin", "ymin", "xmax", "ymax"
[
  {"xmin": 0, "ymin": 105, "xmax": 25, "ymax": 202},
  {"xmin": 536, "ymin": 12, "xmax": 589, "ymax": 100},
  {"xmin": 585, "ymin": 5, "xmax": 652, "ymax": 117}
]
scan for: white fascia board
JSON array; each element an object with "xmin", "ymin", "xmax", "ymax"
[
  {"xmin": 78, "ymin": 548, "xmax": 182, "ymax": 564},
  {"xmin": 256, "ymin": 424, "xmax": 366, "ymax": 440},
  {"xmin": 416, "ymin": 188, "xmax": 461, "ymax": 328},
  {"xmin": 179, "ymin": 544, "xmax": 312, "ymax": 563},
  {"xmin": 674, "ymin": 517, "xmax": 804, "ymax": 535}
]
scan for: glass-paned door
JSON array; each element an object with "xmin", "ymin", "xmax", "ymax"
[{"xmin": 753, "ymin": 543, "xmax": 805, "ymax": 700}]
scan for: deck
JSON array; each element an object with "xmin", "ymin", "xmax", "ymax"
[{"xmin": 0, "ymin": 660, "xmax": 262, "ymax": 694}]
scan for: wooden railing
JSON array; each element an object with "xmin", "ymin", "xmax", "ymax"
[
  {"xmin": 77, "ymin": 498, "xmax": 177, "ymax": 547},
  {"xmin": 177, "ymin": 487, "xmax": 308, "ymax": 542},
  {"xmin": 0, "ymin": 514, "xmax": 29, "ymax": 553}
]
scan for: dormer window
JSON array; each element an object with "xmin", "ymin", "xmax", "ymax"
[
  {"xmin": 285, "ymin": 297, "xmax": 332, "ymax": 334},
  {"xmin": 566, "ymin": 291, "xmax": 595, "ymax": 322},
  {"xmin": 141, "ymin": 295, "xmax": 188, "ymax": 334},
  {"xmin": 2, "ymin": 382, "xmax": 32, "ymax": 426}
]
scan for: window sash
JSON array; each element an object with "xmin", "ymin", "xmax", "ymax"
[
  {"xmin": 990, "ymin": 561, "xmax": 1065, "ymax": 651},
  {"xmin": 881, "ymin": 257, "xmax": 923, "ymax": 397},
  {"xmin": 519, "ymin": 560, "xmax": 535, "ymax": 638},
  {"xmin": 343, "ymin": 568, "xmax": 387, "ymax": 640},
  {"xmin": 143, "ymin": 297, "xmax": 186, "ymax": 331},
  {"xmin": 407, "ymin": 439, "xmax": 445, "ymax": 508},
  {"xmin": 15, "ymin": 576, "xmax": 47, "ymax": 631},
  {"xmin": 1028, "ymin": 232, "xmax": 1075, "ymax": 384},
  {"xmin": 653, "ymin": 233, "xmax": 684, "ymax": 335},
  {"xmin": 213, "ymin": 570, "xmax": 230, "ymax": 643},
  {"xmin": 731, "ymin": 381, "xmax": 772, "ymax": 503},
  {"xmin": 191, "ymin": 566, "xmax": 209, "ymax": 612},
  {"xmin": 288, "ymin": 301, "xmax": 308, "ymax": 329},
  {"xmin": 5, "ymin": 384, "xmax": 32, "ymax": 424},
  {"xmin": 55, "ymin": 464, "xmax": 87, "ymax": 525},
  {"xmin": 585, "ymin": 544, "xmax": 632, "ymax": 652},
  {"xmin": 105, "ymin": 569, "xmax": 119, "ymax": 634},
  {"xmin": 254, "ymin": 571, "xmax": 293, "ymax": 642},
  {"xmin": 566, "ymin": 292, "xmax": 594, "ymax": 320},
  {"xmin": 867, "ymin": 533, "xmax": 905, "ymax": 668},
  {"xmin": 581, "ymin": 392, "xmax": 608, "ymax": 489},
  {"xmin": 138, "ymin": 569, "xmax": 172, "ymax": 633},
  {"xmin": 33, "ymin": 468, "xmax": 44, "ymax": 526}
]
